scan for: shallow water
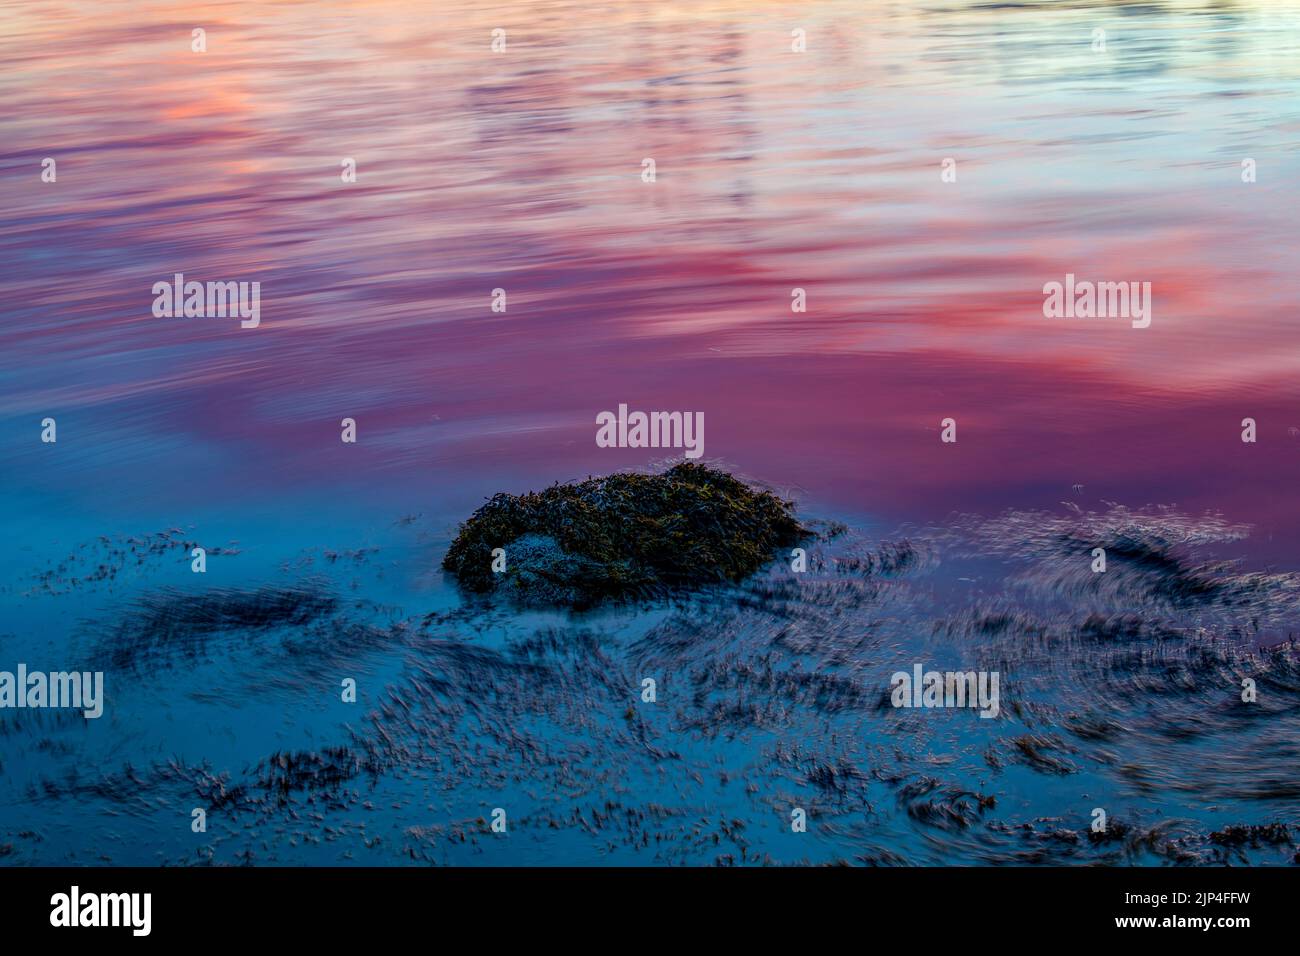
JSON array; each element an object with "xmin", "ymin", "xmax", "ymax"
[{"xmin": 2, "ymin": 0, "xmax": 1299, "ymax": 865}]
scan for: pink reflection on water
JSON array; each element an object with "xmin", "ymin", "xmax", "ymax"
[{"xmin": 3, "ymin": 0, "xmax": 1300, "ymax": 555}]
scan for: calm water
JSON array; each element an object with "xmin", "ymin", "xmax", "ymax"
[{"xmin": 2, "ymin": 0, "xmax": 1299, "ymax": 865}]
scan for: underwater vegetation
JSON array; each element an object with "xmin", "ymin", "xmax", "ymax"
[{"xmin": 3, "ymin": 481, "xmax": 1299, "ymax": 866}]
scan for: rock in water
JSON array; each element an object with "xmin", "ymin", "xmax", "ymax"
[{"xmin": 442, "ymin": 463, "xmax": 809, "ymax": 607}]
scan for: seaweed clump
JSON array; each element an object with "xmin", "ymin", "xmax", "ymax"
[{"xmin": 442, "ymin": 463, "xmax": 809, "ymax": 606}]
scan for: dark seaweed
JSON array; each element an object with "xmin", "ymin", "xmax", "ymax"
[{"xmin": 442, "ymin": 463, "xmax": 809, "ymax": 606}]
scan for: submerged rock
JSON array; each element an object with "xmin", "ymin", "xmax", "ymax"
[{"xmin": 442, "ymin": 463, "xmax": 809, "ymax": 607}]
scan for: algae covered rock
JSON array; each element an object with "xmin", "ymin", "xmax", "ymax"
[{"xmin": 442, "ymin": 463, "xmax": 809, "ymax": 606}]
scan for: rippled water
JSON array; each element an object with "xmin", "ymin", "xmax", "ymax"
[{"xmin": 2, "ymin": 0, "xmax": 1299, "ymax": 865}]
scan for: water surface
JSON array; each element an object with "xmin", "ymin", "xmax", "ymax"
[{"xmin": 2, "ymin": 0, "xmax": 1299, "ymax": 865}]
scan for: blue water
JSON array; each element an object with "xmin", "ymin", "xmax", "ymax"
[{"xmin": 3, "ymin": 0, "xmax": 1300, "ymax": 866}]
